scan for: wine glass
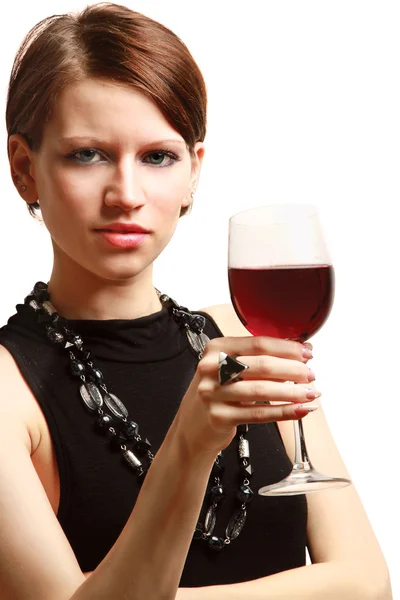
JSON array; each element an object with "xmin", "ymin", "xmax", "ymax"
[{"xmin": 228, "ymin": 204, "xmax": 351, "ymax": 496}]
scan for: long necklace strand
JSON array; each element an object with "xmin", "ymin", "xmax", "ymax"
[{"xmin": 25, "ymin": 281, "xmax": 254, "ymax": 550}]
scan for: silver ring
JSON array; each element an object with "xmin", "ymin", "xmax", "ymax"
[{"xmin": 218, "ymin": 352, "xmax": 249, "ymax": 386}]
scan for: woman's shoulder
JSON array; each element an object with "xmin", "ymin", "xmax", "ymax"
[
  {"xmin": 198, "ymin": 303, "xmax": 251, "ymax": 337},
  {"xmin": 0, "ymin": 344, "xmax": 41, "ymax": 454}
]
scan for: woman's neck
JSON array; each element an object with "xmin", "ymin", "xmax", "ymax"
[{"xmin": 47, "ymin": 264, "xmax": 162, "ymax": 321}]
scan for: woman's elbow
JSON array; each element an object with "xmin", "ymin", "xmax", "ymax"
[
  {"xmin": 371, "ymin": 568, "xmax": 392, "ymax": 600},
  {"xmin": 354, "ymin": 560, "xmax": 392, "ymax": 600}
]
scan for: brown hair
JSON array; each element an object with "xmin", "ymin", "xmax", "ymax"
[{"xmin": 6, "ymin": 2, "xmax": 207, "ymax": 217}]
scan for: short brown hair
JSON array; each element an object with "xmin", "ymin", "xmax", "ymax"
[{"xmin": 6, "ymin": 2, "xmax": 207, "ymax": 217}]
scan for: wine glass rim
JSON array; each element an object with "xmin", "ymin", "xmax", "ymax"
[{"xmin": 229, "ymin": 203, "xmax": 319, "ymax": 224}]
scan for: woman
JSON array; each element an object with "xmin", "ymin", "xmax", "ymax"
[{"xmin": 0, "ymin": 3, "xmax": 391, "ymax": 599}]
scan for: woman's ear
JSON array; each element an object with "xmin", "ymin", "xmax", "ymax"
[
  {"xmin": 8, "ymin": 133, "xmax": 38, "ymax": 205},
  {"xmin": 190, "ymin": 141, "xmax": 205, "ymax": 190},
  {"xmin": 181, "ymin": 142, "xmax": 205, "ymax": 212}
]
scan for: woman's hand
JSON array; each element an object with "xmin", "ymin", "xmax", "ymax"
[{"xmin": 173, "ymin": 336, "xmax": 318, "ymax": 458}]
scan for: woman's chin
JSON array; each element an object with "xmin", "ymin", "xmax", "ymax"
[{"xmin": 87, "ymin": 258, "xmax": 154, "ymax": 283}]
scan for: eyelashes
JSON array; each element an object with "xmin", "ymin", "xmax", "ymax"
[
  {"xmin": 143, "ymin": 150, "xmax": 180, "ymax": 167},
  {"xmin": 65, "ymin": 147, "xmax": 181, "ymax": 168},
  {"xmin": 67, "ymin": 148, "xmax": 103, "ymax": 164}
]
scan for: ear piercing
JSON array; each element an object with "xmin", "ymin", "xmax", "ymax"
[{"xmin": 13, "ymin": 172, "xmax": 27, "ymax": 192}]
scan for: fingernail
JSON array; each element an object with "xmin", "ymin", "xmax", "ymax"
[
  {"xmin": 305, "ymin": 388, "xmax": 321, "ymax": 400},
  {"xmin": 302, "ymin": 347, "xmax": 313, "ymax": 360},
  {"xmin": 307, "ymin": 368, "xmax": 316, "ymax": 382},
  {"xmin": 294, "ymin": 404, "xmax": 319, "ymax": 415}
]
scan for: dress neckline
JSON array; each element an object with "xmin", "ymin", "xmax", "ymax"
[{"xmin": 10, "ymin": 302, "xmax": 191, "ymax": 363}]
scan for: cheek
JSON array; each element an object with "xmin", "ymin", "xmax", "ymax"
[
  {"xmin": 36, "ymin": 179, "xmax": 95, "ymax": 247},
  {"xmin": 36, "ymin": 164, "xmax": 96, "ymax": 215},
  {"xmin": 152, "ymin": 189, "xmax": 185, "ymax": 215},
  {"xmin": 145, "ymin": 167, "xmax": 190, "ymax": 212}
]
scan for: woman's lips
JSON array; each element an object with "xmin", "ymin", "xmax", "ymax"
[{"xmin": 96, "ymin": 231, "xmax": 149, "ymax": 248}]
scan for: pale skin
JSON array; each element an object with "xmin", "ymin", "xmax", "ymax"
[{"xmin": 0, "ymin": 78, "xmax": 391, "ymax": 599}]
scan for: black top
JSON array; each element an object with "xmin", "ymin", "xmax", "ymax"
[{"xmin": 0, "ymin": 300, "xmax": 307, "ymax": 587}]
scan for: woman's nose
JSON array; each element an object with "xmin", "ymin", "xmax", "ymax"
[{"xmin": 104, "ymin": 162, "xmax": 145, "ymax": 211}]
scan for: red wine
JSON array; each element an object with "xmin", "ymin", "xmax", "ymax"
[{"xmin": 228, "ymin": 265, "xmax": 334, "ymax": 341}]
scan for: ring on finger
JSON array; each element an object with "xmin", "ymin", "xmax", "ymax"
[{"xmin": 218, "ymin": 352, "xmax": 249, "ymax": 386}]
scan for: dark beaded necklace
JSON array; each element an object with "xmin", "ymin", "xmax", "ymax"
[{"xmin": 24, "ymin": 281, "xmax": 255, "ymax": 551}]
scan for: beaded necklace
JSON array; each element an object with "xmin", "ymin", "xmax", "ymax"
[{"xmin": 25, "ymin": 281, "xmax": 254, "ymax": 551}]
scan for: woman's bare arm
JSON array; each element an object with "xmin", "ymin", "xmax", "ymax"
[
  {"xmin": 176, "ymin": 407, "xmax": 392, "ymax": 599},
  {"xmin": 175, "ymin": 304, "xmax": 391, "ymax": 599},
  {"xmin": 0, "ymin": 347, "xmax": 85, "ymax": 600}
]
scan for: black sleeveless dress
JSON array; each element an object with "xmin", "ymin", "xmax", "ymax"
[{"xmin": 0, "ymin": 301, "xmax": 307, "ymax": 587}]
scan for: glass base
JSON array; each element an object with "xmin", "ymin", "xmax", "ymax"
[{"xmin": 258, "ymin": 464, "xmax": 351, "ymax": 496}]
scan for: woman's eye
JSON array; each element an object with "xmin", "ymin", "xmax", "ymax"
[
  {"xmin": 69, "ymin": 149, "xmax": 103, "ymax": 164},
  {"xmin": 143, "ymin": 151, "xmax": 179, "ymax": 167}
]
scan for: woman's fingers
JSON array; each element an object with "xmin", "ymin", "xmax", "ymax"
[
  {"xmin": 235, "ymin": 354, "xmax": 314, "ymax": 384},
  {"xmin": 219, "ymin": 379, "xmax": 321, "ymax": 405},
  {"xmin": 199, "ymin": 349, "xmax": 314, "ymax": 385},
  {"xmin": 194, "ymin": 336, "xmax": 320, "ymax": 431},
  {"xmin": 203, "ymin": 335, "xmax": 311, "ymax": 364},
  {"xmin": 207, "ymin": 399, "xmax": 317, "ymax": 428}
]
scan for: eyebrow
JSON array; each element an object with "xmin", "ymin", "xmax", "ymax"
[{"xmin": 58, "ymin": 136, "xmax": 186, "ymax": 146}]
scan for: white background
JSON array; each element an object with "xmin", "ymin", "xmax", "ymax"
[{"xmin": 0, "ymin": 1, "xmax": 399, "ymax": 596}]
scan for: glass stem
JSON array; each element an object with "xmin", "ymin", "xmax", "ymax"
[{"xmin": 293, "ymin": 418, "xmax": 313, "ymax": 471}]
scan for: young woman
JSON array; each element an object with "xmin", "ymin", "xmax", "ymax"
[{"xmin": 0, "ymin": 3, "xmax": 391, "ymax": 599}]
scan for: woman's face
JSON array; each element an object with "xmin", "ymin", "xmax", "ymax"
[{"xmin": 18, "ymin": 78, "xmax": 203, "ymax": 282}]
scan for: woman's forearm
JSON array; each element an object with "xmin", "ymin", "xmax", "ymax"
[
  {"xmin": 71, "ymin": 422, "xmax": 216, "ymax": 600},
  {"xmin": 175, "ymin": 561, "xmax": 392, "ymax": 600}
]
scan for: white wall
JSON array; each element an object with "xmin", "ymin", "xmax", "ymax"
[{"xmin": 1, "ymin": 1, "xmax": 398, "ymax": 596}]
